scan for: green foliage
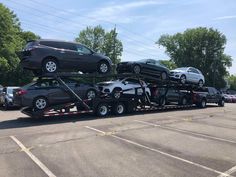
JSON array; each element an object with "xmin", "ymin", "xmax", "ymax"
[
  {"xmin": 0, "ymin": 3, "xmax": 39, "ymax": 86},
  {"xmin": 157, "ymin": 27, "xmax": 232, "ymax": 88},
  {"xmin": 228, "ymin": 75, "xmax": 236, "ymax": 90},
  {"xmin": 159, "ymin": 59, "xmax": 177, "ymax": 70},
  {"xmin": 75, "ymin": 25, "xmax": 123, "ymax": 65}
]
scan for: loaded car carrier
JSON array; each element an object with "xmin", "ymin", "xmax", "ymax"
[{"xmin": 20, "ymin": 72, "xmax": 206, "ymax": 119}]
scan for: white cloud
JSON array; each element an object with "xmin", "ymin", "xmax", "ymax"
[{"xmin": 214, "ymin": 15, "xmax": 236, "ymax": 20}]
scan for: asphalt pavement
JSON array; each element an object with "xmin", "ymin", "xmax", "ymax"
[{"xmin": 0, "ymin": 104, "xmax": 236, "ymax": 177}]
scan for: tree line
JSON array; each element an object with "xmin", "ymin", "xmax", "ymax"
[{"xmin": 0, "ymin": 3, "xmax": 235, "ymax": 89}]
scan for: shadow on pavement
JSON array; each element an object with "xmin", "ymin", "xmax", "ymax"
[{"xmin": 0, "ymin": 105, "xmax": 220, "ymax": 130}]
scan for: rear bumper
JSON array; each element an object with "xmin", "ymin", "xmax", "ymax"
[{"xmin": 20, "ymin": 57, "xmax": 40, "ymax": 70}]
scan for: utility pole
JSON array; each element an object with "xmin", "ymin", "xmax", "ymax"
[{"xmin": 112, "ymin": 24, "xmax": 117, "ymax": 64}]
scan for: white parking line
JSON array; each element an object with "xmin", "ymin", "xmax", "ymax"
[
  {"xmin": 10, "ymin": 136, "xmax": 56, "ymax": 177},
  {"xmin": 218, "ymin": 166, "xmax": 236, "ymax": 177},
  {"xmin": 134, "ymin": 120, "xmax": 236, "ymax": 144},
  {"xmin": 84, "ymin": 126, "xmax": 230, "ymax": 176}
]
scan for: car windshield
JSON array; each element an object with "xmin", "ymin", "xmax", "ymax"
[{"xmin": 176, "ymin": 67, "xmax": 188, "ymax": 71}]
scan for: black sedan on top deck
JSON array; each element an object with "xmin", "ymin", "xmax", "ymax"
[{"xmin": 116, "ymin": 59, "xmax": 170, "ymax": 80}]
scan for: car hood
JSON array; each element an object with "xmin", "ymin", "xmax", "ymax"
[{"xmin": 98, "ymin": 81, "xmax": 116, "ymax": 86}]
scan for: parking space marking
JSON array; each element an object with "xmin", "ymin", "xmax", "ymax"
[
  {"xmin": 135, "ymin": 120, "xmax": 236, "ymax": 144},
  {"xmin": 10, "ymin": 136, "xmax": 56, "ymax": 177},
  {"xmin": 218, "ymin": 166, "xmax": 236, "ymax": 177},
  {"xmin": 85, "ymin": 126, "xmax": 230, "ymax": 176}
]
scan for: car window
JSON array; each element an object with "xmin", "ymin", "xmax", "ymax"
[
  {"xmin": 63, "ymin": 43, "xmax": 77, "ymax": 51},
  {"xmin": 124, "ymin": 78, "xmax": 139, "ymax": 84},
  {"xmin": 24, "ymin": 41, "xmax": 38, "ymax": 50},
  {"xmin": 188, "ymin": 68, "xmax": 199, "ymax": 74},
  {"xmin": 40, "ymin": 41, "xmax": 65, "ymax": 50},
  {"xmin": 35, "ymin": 79, "xmax": 60, "ymax": 88},
  {"xmin": 76, "ymin": 44, "xmax": 92, "ymax": 55},
  {"xmin": 146, "ymin": 59, "xmax": 156, "ymax": 65}
]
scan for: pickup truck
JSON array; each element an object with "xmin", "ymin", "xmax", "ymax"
[{"xmin": 192, "ymin": 87, "xmax": 225, "ymax": 108}]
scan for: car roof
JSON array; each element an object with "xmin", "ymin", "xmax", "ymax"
[{"xmin": 34, "ymin": 39, "xmax": 82, "ymax": 45}]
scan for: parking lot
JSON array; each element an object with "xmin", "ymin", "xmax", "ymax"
[{"xmin": 0, "ymin": 104, "xmax": 236, "ymax": 177}]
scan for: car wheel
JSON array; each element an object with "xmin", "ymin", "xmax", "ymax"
[
  {"xmin": 98, "ymin": 61, "xmax": 110, "ymax": 74},
  {"xmin": 86, "ymin": 89, "xmax": 97, "ymax": 99},
  {"xmin": 96, "ymin": 103, "xmax": 109, "ymax": 117},
  {"xmin": 43, "ymin": 59, "xmax": 58, "ymax": 73},
  {"xmin": 133, "ymin": 65, "xmax": 141, "ymax": 74},
  {"xmin": 34, "ymin": 97, "xmax": 48, "ymax": 110},
  {"xmin": 218, "ymin": 99, "xmax": 225, "ymax": 107},
  {"xmin": 180, "ymin": 75, "xmax": 186, "ymax": 84},
  {"xmin": 112, "ymin": 88, "xmax": 122, "ymax": 99},
  {"xmin": 159, "ymin": 96, "xmax": 166, "ymax": 106},
  {"xmin": 112, "ymin": 102, "xmax": 126, "ymax": 115},
  {"xmin": 160, "ymin": 71, "xmax": 168, "ymax": 80},
  {"xmin": 198, "ymin": 79, "xmax": 204, "ymax": 87},
  {"xmin": 180, "ymin": 97, "xmax": 188, "ymax": 105},
  {"xmin": 199, "ymin": 99, "xmax": 206, "ymax": 108}
]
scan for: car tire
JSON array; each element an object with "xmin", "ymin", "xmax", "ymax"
[
  {"xmin": 86, "ymin": 89, "xmax": 97, "ymax": 99},
  {"xmin": 180, "ymin": 97, "xmax": 188, "ymax": 105},
  {"xmin": 159, "ymin": 96, "xmax": 166, "ymax": 106},
  {"xmin": 33, "ymin": 97, "xmax": 48, "ymax": 110},
  {"xmin": 112, "ymin": 88, "xmax": 122, "ymax": 99},
  {"xmin": 112, "ymin": 102, "xmax": 126, "ymax": 115},
  {"xmin": 43, "ymin": 59, "xmax": 58, "ymax": 73},
  {"xmin": 218, "ymin": 99, "xmax": 225, "ymax": 107},
  {"xmin": 160, "ymin": 71, "xmax": 168, "ymax": 80},
  {"xmin": 198, "ymin": 79, "xmax": 204, "ymax": 87},
  {"xmin": 180, "ymin": 75, "xmax": 186, "ymax": 84},
  {"xmin": 96, "ymin": 103, "xmax": 109, "ymax": 117},
  {"xmin": 198, "ymin": 99, "xmax": 206, "ymax": 108},
  {"xmin": 98, "ymin": 61, "xmax": 110, "ymax": 74},
  {"xmin": 133, "ymin": 65, "xmax": 141, "ymax": 74}
]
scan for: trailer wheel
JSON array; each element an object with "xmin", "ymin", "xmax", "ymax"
[
  {"xmin": 96, "ymin": 103, "xmax": 109, "ymax": 117},
  {"xmin": 198, "ymin": 99, "xmax": 206, "ymax": 108},
  {"xmin": 112, "ymin": 102, "xmax": 125, "ymax": 115},
  {"xmin": 218, "ymin": 99, "xmax": 224, "ymax": 107},
  {"xmin": 34, "ymin": 97, "xmax": 48, "ymax": 110}
]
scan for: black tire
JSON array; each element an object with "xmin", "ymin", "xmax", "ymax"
[
  {"xmin": 43, "ymin": 59, "xmax": 58, "ymax": 73},
  {"xmin": 198, "ymin": 79, "xmax": 204, "ymax": 87},
  {"xmin": 86, "ymin": 89, "xmax": 97, "ymax": 99},
  {"xmin": 160, "ymin": 71, "xmax": 168, "ymax": 80},
  {"xmin": 3, "ymin": 100, "xmax": 9, "ymax": 110},
  {"xmin": 198, "ymin": 99, "xmax": 206, "ymax": 108},
  {"xmin": 179, "ymin": 97, "xmax": 188, "ymax": 105},
  {"xmin": 180, "ymin": 75, "xmax": 186, "ymax": 84},
  {"xmin": 218, "ymin": 99, "xmax": 225, "ymax": 107},
  {"xmin": 159, "ymin": 96, "xmax": 166, "ymax": 106},
  {"xmin": 112, "ymin": 88, "xmax": 122, "ymax": 99},
  {"xmin": 112, "ymin": 102, "xmax": 126, "ymax": 115},
  {"xmin": 96, "ymin": 103, "xmax": 109, "ymax": 117},
  {"xmin": 133, "ymin": 64, "xmax": 141, "ymax": 74},
  {"xmin": 33, "ymin": 97, "xmax": 48, "ymax": 110},
  {"xmin": 98, "ymin": 61, "xmax": 110, "ymax": 74}
]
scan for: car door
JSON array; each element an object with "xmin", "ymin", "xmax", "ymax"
[
  {"xmin": 186, "ymin": 68, "xmax": 195, "ymax": 82},
  {"xmin": 143, "ymin": 59, "xmax": 160, "ymax": 75},
  {"xmin": 207, "ymin": 87, "xmax": 215, "ymax": 103}
]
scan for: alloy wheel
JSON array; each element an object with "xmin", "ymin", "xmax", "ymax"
[
  {"xmin": 35, "ymin": 98, "xmax": 47, "ymax": 110},
  {"xmin": 45, "ymin": 61, "xmax": 57, "ymax": 73}
]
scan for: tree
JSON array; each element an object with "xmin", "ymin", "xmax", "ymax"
[
  {"xmin": 228, "ymin": 75, "xmax": 236, "ymax": 90},
  {"xmin": 157, "ymin": 27, "xmax": 232, "ymax": 88},
  {"xmin": 75, "ymin": 25, "xmax": 123, "ymax": 65},
  {"xmin": 0, "ymin": 3, "xmax": 39, "ymax": 86},
  {"xmin": 159, "ymin": 59, "xmax": 177, "ymax": 70}
]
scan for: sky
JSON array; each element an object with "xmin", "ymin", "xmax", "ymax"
[{"xmin": 1, "ymin": 0, "xmax": 236, "ymax": 74}]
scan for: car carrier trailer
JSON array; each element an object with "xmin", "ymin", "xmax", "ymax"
[{"xmin": 20, "ymin": 72, "xmax": 202, "ymax": 118}]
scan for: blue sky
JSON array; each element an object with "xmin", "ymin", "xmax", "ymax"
[{"xmin": 1, "ymin": 0, "xmax": 236, "ymax": 74}]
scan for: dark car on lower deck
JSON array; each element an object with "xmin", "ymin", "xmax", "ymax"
[{"xmin": 13, "ymin": 78, "xmax": 99, "ymax": 110}]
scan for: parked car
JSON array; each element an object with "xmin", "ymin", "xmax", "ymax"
[
  {"xmin": 170, "ymin": 67, "xmax": 205, "ymax": 87},
  {"xmin": 19, "ymin": 39, "xmax": 112, "ymax": 74},
  {"xmin": 13, "ymin": 78, "xmax": 99, "ymax": 110},
  {"xmin": 116, "ymin": 59, "xmax": 170, "ymax": 80},
  {"xmin": 230, "ymin": 95, "xmax": 236, "ymax": 103},
  {"xmin": 192, "ymin": 87, "xmax": 225, "ymax": 108},
  {"xmin": 98, "ymin": 78, "xmax": 151, "ymax": 99},
  {"xmin": 150, "ymin": 87, "xmax": 192, "ymax": 106},
  {"xmin": 0, "ymin": 87, "xmax": 20, "ymax": 109},
  {"xmin": 223, "ymin": 94, "xmax": 232, "ymax": 103}
]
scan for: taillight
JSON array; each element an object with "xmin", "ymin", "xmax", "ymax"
[{"xmin": 17, "ymin": 90, "xmax": 27, "ymax": 96}]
